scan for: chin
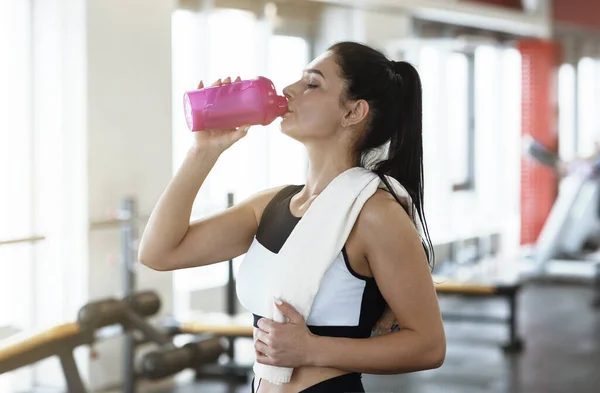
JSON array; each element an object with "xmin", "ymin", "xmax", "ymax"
[{"xmin": 280, "ymin": 119, "xmax": 302, "ymax": 141}]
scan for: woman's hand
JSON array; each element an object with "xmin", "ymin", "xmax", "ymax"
[
  {"xmin": 254, "ymin": 299, "xmax": 317, "ymax": 368},
  {"xmin": 191, "ymin": 76, "xmax": 250, "ymax": 154}
]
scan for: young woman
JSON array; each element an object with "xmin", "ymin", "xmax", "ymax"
[{"xmin": 139, "ymin": 41, "xmax": 445, "ymax": 393}]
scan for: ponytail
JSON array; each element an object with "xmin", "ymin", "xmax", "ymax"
[
  {"xmin": 376, "ymin": 61, "xmax": 422, "ymax": 197},
  {"xmin": 374, "ymin": 61, "xmax": 433, "ymax": 267},
  {"xmin": 328, "ymin": 42, "xmax": 434, "ymax": 269}
]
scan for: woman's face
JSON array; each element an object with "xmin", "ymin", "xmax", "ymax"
[{"xmin": 280, "ymin": 51, "xmax": 348, "ymax": 142}]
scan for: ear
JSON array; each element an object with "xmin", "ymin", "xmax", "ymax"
[{"xmin": 342, "ymin": 99, "xmax": 369, "ymax": 128}]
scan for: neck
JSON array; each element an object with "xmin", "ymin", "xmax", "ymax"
[{"xmin": 301, "ymin": 142, "xmax": 356, "ymax": 198}]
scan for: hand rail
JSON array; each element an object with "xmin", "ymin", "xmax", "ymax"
[
  {"xmin": 89, "ymin": 216, "xmax": 149, "ymax": 230},
  {"xmin": 0, "ymin": 235, "xmax": 45, "ymax": 247}
]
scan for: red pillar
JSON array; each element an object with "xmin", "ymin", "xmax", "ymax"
[{"xmin": 517, "ymin": 40, "xmax": 561, "ymax": 245}]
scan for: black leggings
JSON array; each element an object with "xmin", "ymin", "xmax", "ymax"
[{"xmin": 251, "ymin": 372, "xmax": 365, "ymax": 392}]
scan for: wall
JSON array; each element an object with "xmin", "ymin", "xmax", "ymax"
[
  {"xmin": 464, "ymin": 0, "xmax": 523, "ymax": 9},
  {"xmin": 29, "ymin": 0, "xmax": 176, "ymax": 390},
  {"xmin": 314, "ymin": 4, "xmax": 413, "ymax": 55},
  {"xmin": 554, "ymin": 0, "xmax": 600, "ymax": 31},
  {"xmin": 86, "ymin": 0, "xmax": 175, "ymax": 389},
  {"xmin": 30, "ymin": 0, "xmax": 89, "ymax": 387}
]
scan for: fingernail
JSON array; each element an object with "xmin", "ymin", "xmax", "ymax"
[{"xmin": 273, "ymin": 297, "xmax": 283, "ymax": 305}]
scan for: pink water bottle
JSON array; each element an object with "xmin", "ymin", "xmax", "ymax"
[{"xmin": 183, "ymin": 76, "xmax": 288, "ymax": 131}]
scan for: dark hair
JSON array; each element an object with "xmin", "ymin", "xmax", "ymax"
[{"xmin": 328, "ymin": 41, "xmax": 434, "ymax": 269}]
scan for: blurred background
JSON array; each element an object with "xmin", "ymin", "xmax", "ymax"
[{"xmin": 1, "ymin": 0, "xmax": 599, "ymax": 392}]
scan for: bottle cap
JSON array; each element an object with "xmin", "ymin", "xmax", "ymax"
[{"xmin": 275, "ymin": 96, "xmax": 288, "ymax": 117}]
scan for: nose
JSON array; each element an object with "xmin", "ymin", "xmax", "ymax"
[{"xmin": 283, "ymin": 84, "xmax": 292, "ymax": 101}]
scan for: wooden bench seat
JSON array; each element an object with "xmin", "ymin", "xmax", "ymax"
[
  {"xmin": 174, "ymin": 313, "xmax": 254, "ymax": 338},
  {"xmin": 0, "ymin": 322, "xmax": 91, "ymax": 376},
  {"xmin": 0, "ymin": 323, "xmax": 81, "ymax": 363},
  {"xmin": 435, "ymin": 280, "xmax": 499, "ymax": 295},
  {"xmin": 178, "ymin": 322, "xmax": 254, "ymax": 338}
]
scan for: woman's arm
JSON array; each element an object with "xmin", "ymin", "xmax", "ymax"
[
  {"xmin": 308, "ymin": 190, "xmax": 445, "ymax": 374},
  {"xmin": 138, "ymin": 143, "xmax": 286, "ymax": 271}
]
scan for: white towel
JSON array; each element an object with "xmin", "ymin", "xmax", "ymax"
[{"xmin": 252, "ymin": 167, "xmax": 424, "ymax": 384}]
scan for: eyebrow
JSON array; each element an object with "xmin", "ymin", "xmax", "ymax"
[{"xmin": 304, "ymin": 68, "xmax": 325, "ymax": 79}]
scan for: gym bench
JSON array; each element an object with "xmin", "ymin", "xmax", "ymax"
[
  {"xmin": 0, "ymin": 292, "xmax": 226, "ymax": 392},
  {"xmin": 434, "ymin": 278, "xmax": 524, "ymax": 353}
]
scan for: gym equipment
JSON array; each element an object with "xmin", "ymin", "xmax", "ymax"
[
  {"xmin": 78, "ymin": 291, "xmax": 172, "ymax": 349},
  {"xmin": 139, "ymin": 338, "xmax": 224, "ymax": 380},
  {"xmin": 523, "ymin": 135, "xmax": 560, "ymax": 169},
  {"xmin": 523, "ymin": 136, "xmax": 600, "ymax": 276},
  {"xmin": 0, "ymin": 323, "xmax": 89, "ymax": 390},
  {"xmin": 534, "ymin": 166, "xmax": 600, "ymax": 263},
  {"xmin": 523, "ymin": 137, "xmax": 600, "ymax": 308},
  {"xmin": 426, "ymin": 233, "xmax": 525, "ymax": 352},
  {"xmin": 435, "ymin": 275, "xmax": 524, "ymax": 352},
  {"xmin": 0, "ymin": 291, "xmax": 227, "ymax": 392},
  {"xmin": 107, "ymin": 194, "xmax": 253, "ymax": 385},
  {"xmin": 174, "ymin": 320, "xmax": 254, "ymax": 338},
  {"xmin": 183, "ymin": 76, "xmax": 288, "ymax": 131},
  {"xmin": 91, "ymin": 197, "xmax": 149, "ymax": 392},
  {"xmin": 100, "ymin": 196, "xmax": 253, "ymax": 387},
  {"xmin": 187, "ymin": 193, "xmax": 253, "ymax": 383}
]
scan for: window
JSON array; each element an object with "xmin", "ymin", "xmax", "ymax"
[
  {"xmin": 0, "ymin": 0, "xmax": 35, "ymax": 390},
  {"xmin": 577, "ymin": 57, "xmax": 599, "ymax": 157},
  {"xmin": 171, "ymin": 8, "xmax": 309, "ymax": 297},
  {"xmin": 172, "ymin": 8, "xmax": 260, "ymax": 293},
  {"xmin": 446, "ymin": 52, "xmax": 474, "ymax": 191},
  {"xmin": 475, "ymin": 45, "xmax": 501, "ymax": 194},
  {"xmin": 498, "ymin": 47, "xmax": 522, "ymax": 248},
  {"xmin": 0, "ymin": 0, "xmax": 34, "ymax": 338},
  {"xmin": 416, "ymin": 42, "xmax": 521, "ymax": 243},
  {"xmin": 418, "ymin": 46, "xmax": 445, "ymax": 240},
  {"xmin": 265, "ymin": 35, "xmax": 309, "ymax": 188},
  {"xmin": 558, "ymin": 64, "xmax": 577, "ymax": 162}
]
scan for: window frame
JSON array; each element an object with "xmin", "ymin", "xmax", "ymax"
[{"xmin": 451, "ymin": 51, "xmax": 476, "ymax": 192}]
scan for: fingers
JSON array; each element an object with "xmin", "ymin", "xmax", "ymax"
[
  {"xmin": 222, "ymin": 76, "xmax": 241, "ymax": 84},
  {"xmin": 231, "ymin": 125, "xmax": 250, "ymax": 142},
  {"xmin": 256, "ymin": 351, "xmax": 275, "ymax": 366},
  {"xmin": 254, "ymin": 328, "xmax": 271, "ymax": 346},
  {"xmin": 201, "ymin": 76, "xmax": 241, "ymax": 89},
  {"xmin": 254, "ymin": 339, "xmax": 269, "ymax": 354},
  {"xmin": 256, "ymin": 317, "xmax": 274, "ymax": 333}
]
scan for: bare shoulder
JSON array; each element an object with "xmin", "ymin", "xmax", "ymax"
[
  {"xmin": 353, "ymin": 189, "xmax": 423, "ymax": 256},
  {"xmin": 357, "ymin": 189, "xmax": 416, "ymax": 230}
]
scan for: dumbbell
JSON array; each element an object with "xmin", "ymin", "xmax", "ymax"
[
  {"xmin": 77, "ymin": 291, "xmax": 160, "ymax": 330},
  {"xmin": 139, "ymin": 337, "xmax": 226, "ymax": 380}
]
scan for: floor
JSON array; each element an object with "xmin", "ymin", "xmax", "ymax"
[{"xmin": 167, "ymin": 282, "xmax": 600, "ymax": 393}]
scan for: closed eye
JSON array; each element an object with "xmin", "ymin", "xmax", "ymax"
[{"xmin": 306, "ymin": 84, "xmax": 319, "ymax": 89}]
